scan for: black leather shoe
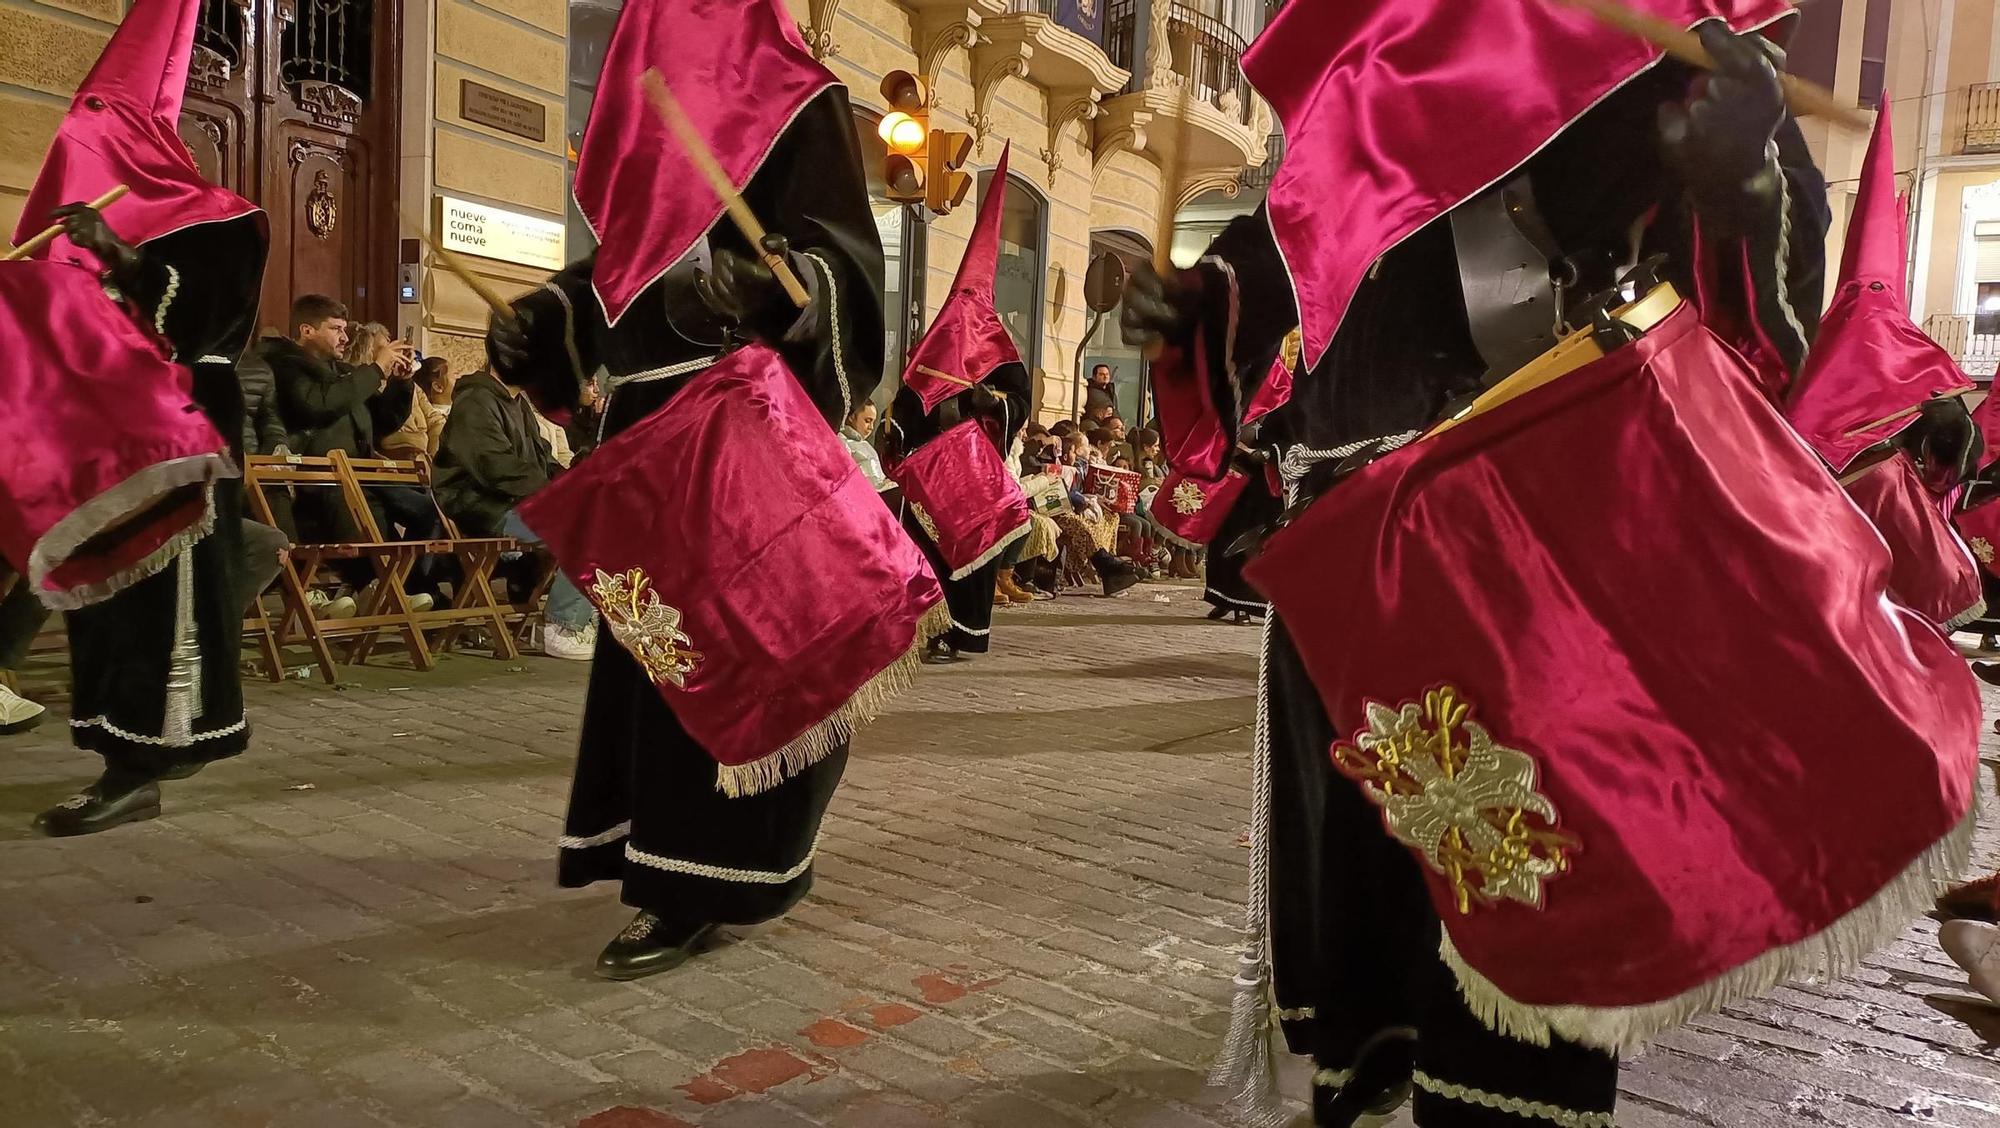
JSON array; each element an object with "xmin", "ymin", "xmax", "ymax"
[
  {"xmin": 33, "ymin": 779, "xmax": 163, "ymax": 837},
  {"xmin": 595, "ymin": 912, "xmax": 717, "ymax": 981},
  {"xmin": 923, "ymin": 637, "xmax": 962, "ymax": 664},
  {"xmin": 1094, "ymin": 552, "xmax": 1139, "ymax": 597},
  {"xmin": 1973, "ymin": 662, "xmax": 2000, "ymax": 688},
  {"xmin": 157, "ymin": 760, "xmax": 209, "ymax": 781}
]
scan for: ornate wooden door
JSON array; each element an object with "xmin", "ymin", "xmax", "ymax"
[{"xmin": 176, "ymin": 0, "xmax": 400, "ymax": 334}]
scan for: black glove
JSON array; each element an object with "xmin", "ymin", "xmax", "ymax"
[
  {"xmin": 50, "ymin": 203, "xmax": 141, "ymax": 288},
  {"xmin": 485, "ymin": 305, "xmax": 534, "ymax": 379},
  {"xmin": 1659, "ymin": 23, "xmax": 1787, "ymax": 233},
  {"xmin": 1119, "ymin": 260, "xmax": 1202, "ymax": 352},
  {"xmin": 697, "ymin": 234, "xmax": 802, "ymax": 334},
  {"xmin": 1911, "ymin": 395, "xmax": 1981, "ymax": 494}
]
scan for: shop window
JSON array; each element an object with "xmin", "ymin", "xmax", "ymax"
[
  {"xmin": 980, "ymin": 168, "xmax": 1047, "ymax": 378},
  {"xmin": 1083, "ymin": 231, "xmax": 1153, "ymax": 424}
]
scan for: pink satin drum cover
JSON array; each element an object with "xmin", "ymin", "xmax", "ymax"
[
  {"xmin": 1151, "ymin": 466, "xmax": 1251, "ymax": 548},
  {"xmin": 888, "ymin": 419, "xmax": 1031, "ymax": 581},
  {"xmin": 1148, "ymin": 352, "xmax": 1294, "ymax": 547},
  {"xmin": 1843, "ymin": 452, "xmax": 1982, "ymax": 629},
  {"xmin": 0, "ymin": 260, "xmax": 228, "ymax": 605},
  {"xmin": 1244, "ymin": 303, "xmax": 1979, "ymax": 1020},
  {"xmin": 1952, "ymin": 495, "xmax": 2000, "ymax": 580},
  {"xmin": 516, "ymin": 345, "xmax": 942, "ymax": 775}
]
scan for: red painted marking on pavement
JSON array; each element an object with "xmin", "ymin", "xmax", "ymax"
[
  {"xmin": 914, "ymin": 973, "xmax": 967, "ymax": 1004},
  {"xmin": 709, "ymin": 1047, "xmax": 814, "ymax": 1093},
  {"xmin": 578, "ymin": 1109, "xmax": 698, "ymax": 1128},
  {"xmin": 867, "ymin": 1002, "xmax": 923, "ymax": 1028},
  {"xmin": 674, "ymin": 1075, "xmax": 735, "ymax": 1105},
  {"xmin": 801, "ymin": 1018, "xmax": 872, "ymax": 1048}
]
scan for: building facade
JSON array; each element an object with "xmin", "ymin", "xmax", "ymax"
[
  {"xmin": 1793, "ymin": 0, "xmax": 2000, "ymax": 378},
  {"xmin": 1, "ymin": 0, "xmax": 1272, "ymax": 419}
]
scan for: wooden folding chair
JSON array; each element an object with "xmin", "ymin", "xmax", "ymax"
[
  {"xmin": 336, "ymin": 454, "xmax": 520, "ymax": 662},
  {"xmin": 242, "ymin": 455, "xmax": 343, "ymax": 683}
]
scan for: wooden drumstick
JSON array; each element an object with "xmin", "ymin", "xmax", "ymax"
[
  {"xmin": 642, "ymin": 69, "xmax": 811, "ymax": 309},
  {"xmin": 3, "ymin": 185, "xmax": 132, "ymax": 262},
  {"xmin": 1553, "ymin": 0, "xmax": 1870, "ymax": 131},
  {"xmin": 916, "ymin": 364, "xmax": 975, "ymax": 389},
  {"xmin": 403, "ymin": 207, "xmax": 517, "ymax": 321}
]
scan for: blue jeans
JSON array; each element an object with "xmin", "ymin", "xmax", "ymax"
[{"xmin": 500, "ymin": 510, "xmax": 593, "ymax": 632}]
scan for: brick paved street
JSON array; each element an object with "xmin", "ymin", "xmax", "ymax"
[{"xmin": 2, "ymin": 590, "xmax": 1999, "ymax": 1127}]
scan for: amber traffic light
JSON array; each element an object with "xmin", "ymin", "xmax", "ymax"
[
  {"xmin": 926, "ymin": 129, "xmax": 974, "ymax": 216},
  {"xmin": 880, "ymin": 71, "xmax": 930, "ymax": 205}
]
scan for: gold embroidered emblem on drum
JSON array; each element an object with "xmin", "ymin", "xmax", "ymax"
[
  {"xmin": 588, "ymin": 568, "xmax": 702, "ymax": 688},
  {"xmin": 1170, "ymin": 480, "xmax": 1206, "ymax": 515},
  {"xmin": 1332, "ymin": 686, "xmax": 1577, "ymax": 914}
]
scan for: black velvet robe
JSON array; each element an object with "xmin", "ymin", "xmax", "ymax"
[
  {"xmin": 1190, "ymin": 68, "xmax": 1830, "ymax": 1125},
  {"xmin": 510, "ymin": 89, "xmax": 887, "ymax": 926},
  {"xmin": 64, "ymin": 216, "xmax": 265, "ymax": 779},
  {"xmin": 886, "ymin": 359, "xmax": 1034, "ymax": 653}
]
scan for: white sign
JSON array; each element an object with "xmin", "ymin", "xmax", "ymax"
[{"xmin": 436, "ymin": 196, "xmax": 565, "ymax": 270}]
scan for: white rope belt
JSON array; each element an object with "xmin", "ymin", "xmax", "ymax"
[
  {"xmin": 1276, "ymin": 431, "xmax": 1422, "ymax": 503},
  {"xmin": 608, "ymin": 355, "xmax": 719, "ymax": 390}
]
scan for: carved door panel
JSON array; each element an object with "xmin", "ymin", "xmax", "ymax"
[
  {"xmin": 267, "ymin": 128, "xmax": 375, "ymax": 325},
  {"xmin": 178, "ymin": 0, "xmax": 257, "ymax": 198}
]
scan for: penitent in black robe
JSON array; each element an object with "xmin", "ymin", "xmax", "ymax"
[
  {"xmin": 63, "ymin": 216, "xmax": 266, "ymax": 781},
  {"xmin": 1190, "ymin": 66, "xmax": 1829, "ymax": 1128},
  {"xmin": 887, "ymin": 359, "xmax": 1033, "ymax": 653},
  {"xmin": 506, "ymin": 89, "xmax": 886, "ymax": 929}
]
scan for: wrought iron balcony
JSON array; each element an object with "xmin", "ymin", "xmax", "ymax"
[
  {"xmin": 1105, "ymin": 0, "xmax": 1254, "ymax": 126},
  {"xmin": 1965, "ymin": 83, "xmax": 2000, "ymax": 155},
  {"xmin": 1923, "ymin": 313, "xmax": 2000, "ymax": 379}
]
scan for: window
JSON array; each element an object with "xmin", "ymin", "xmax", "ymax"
[
  {"xmin": 980, "ymin": 168, "xmax": 1047, "ymax": 381},
  {"xmin": 1083, "ymin": 231, "xmax": 1154, "ymax": 424},
  {"xmin": 854, "ymin": 110, "xmax": 918, "ymax": 400}
]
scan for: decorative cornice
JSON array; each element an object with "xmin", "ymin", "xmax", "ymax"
[
  {"xmin": 1042, "ymin": 93, "xmax": 1102, "ymax": 186},
  {"xmin": 911, "ymin": 4, "xmax": 993, "ymax": 105},
  {"xmin": 1179, "ymin": 170, "xmax": 1243, "ymax": 210},
  {"xmin": 800, "ymin": 0, "xmax": 842, "ymax": 59}
]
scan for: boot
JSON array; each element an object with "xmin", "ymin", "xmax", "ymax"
[
  {"xmin": 1091, "ymin": 550, "xmax": 1139, "ymax": 597},
  {"xmin": 595, "ymin": 910, "xmax": 717, "ymax": 981},
  {"xmin": 997, "ymin": 569, "xmax": 1035, "ymax": 604}
]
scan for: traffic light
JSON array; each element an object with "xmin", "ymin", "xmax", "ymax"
[
  {"xmin": 926, "ymin": 129, "xmax": 974, "ymax": 216},
  {"xmin": 879, "ymin": 71, "xmax": 929, "ymax": 205}
]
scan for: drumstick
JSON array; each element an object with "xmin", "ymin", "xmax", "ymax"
[
  {"xmin": 402, "ymin": 207, "xmax": 516, "ymax": 321},
  {"xmin": 3, "ymin": 185, "xmax": 131, "ymax": 262},
  {"xmin": 642, "ymin": 69, "xmax": 811, "ymax": 309},
  {"xmin": 1552, "ymin": 0, "xmax": 1869, "ymax": 131},
  {"xmin": 1835, "ymin": 389, "xmax": 1970, "ymax": 439},
  {"xmin": 916, "ymin": 364, "xmax": 975, "ymax": 389}
]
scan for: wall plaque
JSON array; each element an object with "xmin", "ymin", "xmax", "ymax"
[
  {"xmin": 437, "ymin": 196, "xmax": 565, "ymax": 270},
  {"xmin": 460, "ymin": 79, "xmax": 547, "ymax": 143}
]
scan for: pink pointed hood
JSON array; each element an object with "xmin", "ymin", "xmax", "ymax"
[
  {"xmin": 1784, "ymin": 100, "xmax": 1975, "ymax": 473},
  {"xmin": 13, "ymin": 0, "xmax": 261, "ymax": 259},
  {"xmin": 573, "ymin": 0, "xmax": 836, "ymax": 326},
  {"xmin": 900, "ymin": 143, "xmax": 1024, "ymax": 413}
]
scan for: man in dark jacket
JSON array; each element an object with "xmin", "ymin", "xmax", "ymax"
[
  {"xmin": 262, "ymin": 294, "xmax": 439, "ymax": 599},
  {"xmin": 432, "ymin": 365, "xmax": 594, "ymax": 658},
  {"xmin": 433, "ymin": 366, "xmax": 559, "ymax": 535}
]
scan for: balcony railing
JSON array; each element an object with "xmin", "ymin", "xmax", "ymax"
[
  {"xmin": 1239, "ymin": 130, "xmax": 1284, "ymax": 190},
  {"xmin": 1966, "ymin": 83, "xmax": 2000, "ymax": 155},
  {"xmin": 1104, "ymin": 0, "xmax": 1254, "ymax": 124},
  {"xmin": 1005, "ymin": 0, "xmax": 1057, "ymax": 13},
  {"xmin": 1924, "ymin": 313, "xmax": 2000, "ymax": 378}
]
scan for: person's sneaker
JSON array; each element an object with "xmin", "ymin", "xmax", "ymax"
[
  {"xmin": 1937, "ymin": 874, "xmax": 2000, "ymax": 923},
  {"xmin": 408, "ymin": 593, "xmax": 436, "ymax": 613},
  {"xmin": 544, "ymin": 620, "xmax": 597, "ymax": 661},
  {"xmin": 1940, "ymin": 919, "xmax": 2000, "ymax": 1005},
  {"xmin": 0, "ymin": 685, "xmax": 46, "ymax": 734},
  {"xmin": 307, "ymin": 591, "xmax": 357, "ymax": 620}
]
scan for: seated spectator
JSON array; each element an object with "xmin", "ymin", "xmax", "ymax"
[
  {"xmin": 380, "ymin": 356, "xmax": 454, "ymax": 461},
  {"xmin": 432, "ymin": 364, "xmax": 595, "ymax": 660},
  {"xmin": 566, "ymin": 375, "xmax": 605, "ymax": 461},
  {"xmin": 263, "ymin": 297, "xmax": 439, "ymax": 610},
  {"xmin": 536, "ymin": 407, "xmax": 575, "ymax": 470},
  {"xmin": 0, "ymin": 564, "xmax": 49, "ymax": 734},
  {"xmin": 842, "ymin": 402, "xmax": 889, "ymax": 491}
]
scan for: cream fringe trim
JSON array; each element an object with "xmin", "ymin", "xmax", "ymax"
[
  {"xmin": 1944, "ymin": 598, "xmax": 1988, "ymax": 632},
  {"xmin": 713, "ymin": 601, "xmax": 951, "ymax": 798},
  {"xmin": 1442, "ymin": 803, "xmax": 1977, "ymax": 1056},
  {"xmin": 28, "ymin": 456, "xmax": 230, "ymax": 611},
  {"xmin": 948, "ymin": 519, "xmax": 1031, "ymax": 582}
]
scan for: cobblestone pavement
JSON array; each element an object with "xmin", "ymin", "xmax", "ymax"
[{"xmin": 2, "ymin": 589, "xmax": 1999, "ymax": 1128}]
